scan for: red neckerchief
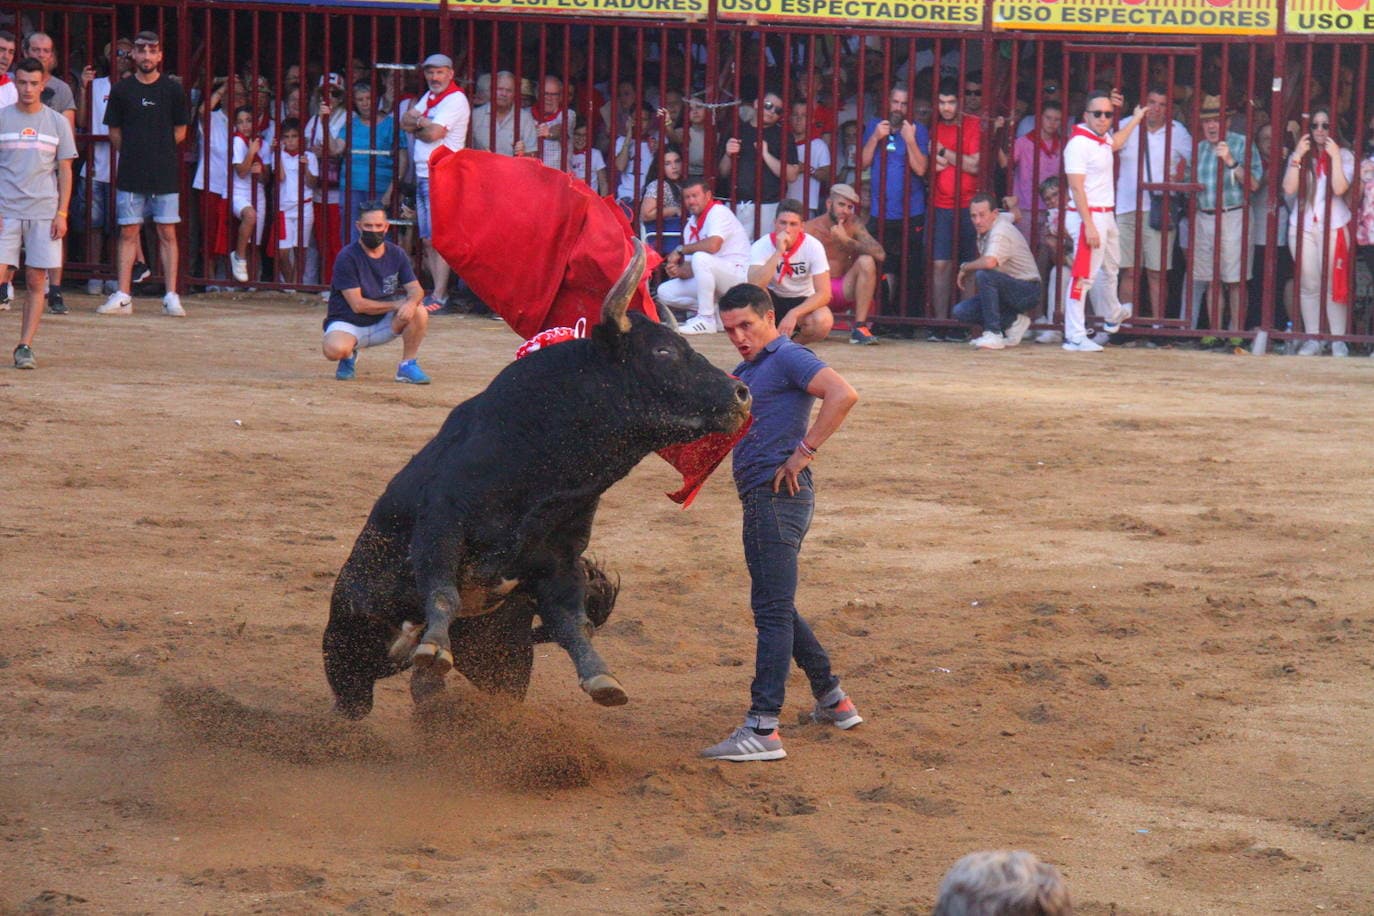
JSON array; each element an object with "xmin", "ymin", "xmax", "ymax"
[
  {"xmin": 1071, "ymin": 124, "xmax": 1110, "ymax": 146},
  {"xmin": 1033, "ymin": 129, "xmax": 1061, "ymax": 159},
  {"xmin": 530, "ymin": 103, "xmax": 563, "ymax": 124},
  {"xmin": 770, "ymin": 231, "xmax": 806, "ymax": 278},
  {"xmin": 1315, "ymin": 151, "xmax": 1331, "ymax": 178},
  {"xmin": 421, "ymin": 82, "xmax": 461, "ymax": 116},
  {"xmin": 0, "ymin": 74, "xmax": 10, "ymax": 87},
  {"xmin": 688, "ymin": 200, "xmax": 718, "ymax": 242},
  {"xmin": 233, "ymin": 132, "xmax": 262, "ymax": 166}
]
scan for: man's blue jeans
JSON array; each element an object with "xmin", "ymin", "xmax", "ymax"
[
  {"xmin": 741, "ymin": 478, "xmax": 839, "ymax": 725},
  {"xmin": 952, "ymin": 269, "xmax": 1042, "ymax": 333}
]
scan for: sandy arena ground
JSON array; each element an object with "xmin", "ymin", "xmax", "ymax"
[{"xmin": 1, "ymin": 289, "xmax": 1372, "ymax": 914}]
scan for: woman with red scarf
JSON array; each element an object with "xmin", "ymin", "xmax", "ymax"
[{"xmin": 1282, "ymin": 106, "xmax": 1355, "ymax": 356}]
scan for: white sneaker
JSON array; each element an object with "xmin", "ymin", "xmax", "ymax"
[
  {"xmin": 1331, "ymin": 340, "xmax": 1349, "ymax": 358},
  {"xmin": 162, "ymin": 292, "xmax": 185, "ymax": 317},
  {"xmin": 85, "ymin": 278, "xmax": 104, "ymax": 296},
  {"xmin": 1004, "ymin": 314, "xmax": 1032, "ymax": 347},
  {"xmin": 1035, "ymin": 329, "xmax": 1062, "ymax": 344},
  {"xmin": 229, "ymin": 252, "xmax": 249, "ymax": 283},
  {"xmin": 1105, "ymin": 302, "xmax": 1132, "ymax": 334},
  {"xmin": 96, "ymin": 291, "xmax": 134, "ymax": 315},
  {"xmin": 1296, "ymin": 339, "xmax": 1323, "ymax": 356},
  {"xmin": 1063, "ymin": 337, "xmax": 1104, "ymax": 352},
  {"xmin": 1091, "ymin": 330, "xmax": 1112, "ymax": 345},
  {"xmin": 971, "ymin": 330, "xmax": 1006, "ymax": 350},
  {"xmin": 679, "ymin": 316, "xmax": 719, "ymax": 335}
]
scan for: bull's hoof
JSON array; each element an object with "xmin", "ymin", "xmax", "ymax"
[
  {"xmin": 411, "ymin": 641, "xmax": 454, "ymax": 674},
  {"xmin": 388, "ymin": 621, "xmax": 423, "ymax": 664},
  {"xmin": 581, "ymin": 674, "xmax": 628, "ymax": 707}
]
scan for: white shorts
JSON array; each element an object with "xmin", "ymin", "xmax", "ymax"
[
  {"xmin": 0, "ymin": 217, "xmax": 62, "ymax": 269},
  {"xmin": 1192, "ymin": 208, "xmax": 1246, "ymax": 283},
  {"xmin": 276, "ymin": 208, "xmax": 315, "ymax": 250},
  {"xmin": 324, "ymin": 316, "xmax": 398, "ymax": 349},
  {"xmin": 233, "ymin": 190, "xmax": 265, "ymax": 244},
  {"xmin": 1118, "ymin": 210, "xmax": 1174, "ymax": 271}
]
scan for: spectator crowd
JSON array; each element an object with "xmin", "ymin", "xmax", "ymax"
[{"xmin": 11, "ymin": 23, "xmax": 1374, "ymax": 366}]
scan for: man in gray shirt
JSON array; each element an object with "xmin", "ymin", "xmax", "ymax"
[
  {"xmin": 0, "ymin": 57, "xmax": 77, "ymax": 369},
  {"xmin": 953, "ymin": 192, "xmax": 1044, "ymax": 350},
  {"xmin": 22, "ymin": 31, "xmax": 76, "ymax": 315}
]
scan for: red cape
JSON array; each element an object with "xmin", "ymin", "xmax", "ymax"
[
  {"xmin": 428, "ymin": 147, "xmax": 658, "ymax": 337},
  {"xmin": 428, "ymin": 147, "xmax": 746, "ymax": 506}
]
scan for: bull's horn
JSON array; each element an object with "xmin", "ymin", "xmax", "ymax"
[{"xmin": 600, "ymin": 238, "xmax": 646, "ymax": 334}]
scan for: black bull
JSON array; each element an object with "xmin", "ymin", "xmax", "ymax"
[{"xmin": 323, "ymin": 241, "xmax": 752, "ymax": 718}]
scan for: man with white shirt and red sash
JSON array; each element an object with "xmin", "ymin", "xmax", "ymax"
[
  {"xmin": 747, "ymin": 199, "xmax": 833, "ymax": 345},
  {"xmin": 400, "ymin": 53, "xmax": 469, "ymax": 311},
  {"xmin": 655, "ymin": 178, "xmax": 751, "ymax": 335},
  {"xmin": 1061, "ymin": 89, "xmax": 1143, "ymax": 352}
]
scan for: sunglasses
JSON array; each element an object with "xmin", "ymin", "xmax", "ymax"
[
  {"xmin": 1311, "ymin": 121, "xmax": 1331, "ymax": 129},
  {"xmin": 964, "ymin": 88, "xmax": 982, "ymax": 96},
  {"xmin": 1087, "ymin": 110, "xmax": 1113, "ymax": 118},
  {"xmin": 761, "ymin": 101, "xmax": 782, "ymax": 113},
  {"xmin": 1043, "ymin": 84, "xmax": 1059, "ymax": 94}
]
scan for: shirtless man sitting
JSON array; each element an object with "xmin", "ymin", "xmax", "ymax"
[{"xmin": 803, "ymin": 184, "xmax": 886, "ymax": 345}]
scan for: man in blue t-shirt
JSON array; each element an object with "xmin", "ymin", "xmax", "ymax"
[
  {"xmin": 323, "ymin": 200, "xmax": 431, "ymax": 383},
  {"xmin": 701, "ymin": 283, "xmax": 862, "ymax": 763},
  {"xmin": 860, "ymin": 85, "xmax": 929, "ymax": 308}
]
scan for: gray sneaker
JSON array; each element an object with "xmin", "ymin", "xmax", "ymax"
[
  {"xmin": 810, "ymin": 694, "xmax": 863, "ymax": 730},
  {"xmin": 701, "ymin": 725, "xmax": 786, "ymax": 761},
  {"xmin": 13, "ymin": 344, "xmax": 35, "ymax": 369}
]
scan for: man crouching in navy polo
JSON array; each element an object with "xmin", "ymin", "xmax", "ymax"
[
  {"xmin": 701, "ymin": 283, "xmax": 862, "ymax": 763},
  {"xmin": 322, "ymin": 200, "xmax": 431, "ymax": 384}
]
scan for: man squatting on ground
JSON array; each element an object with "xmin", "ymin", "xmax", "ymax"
[
  {"xmin": 656, "ymin": 177, "xmax": 751, "ymax": 334},
  {"xmin": 322, "ymin": 201, "xmax": 432, "ymax": 384},
  {"xmin": 0, "ymin": 57, "xmax": 76, "ymax": 369},
  {"xmin": 802, "ymin": 183, "xmax": 885, "ymax": 346},
  {"xmin": 702, "ymin": 282, "xmax": 862, "ymax": 762},
  {"xmin": 953, "ymin": 192, "xmax": 1042, "ymax": 350},
  {"xmin": 1062, "ymin": 89, "xmax": 1143, "ymax": 352},
  {"xmin": 747, "ymin": 198, "xmax": 833, "ymax": 345}
]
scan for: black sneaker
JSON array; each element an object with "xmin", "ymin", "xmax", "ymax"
[
  {"xmin": 46, "ymin": 289, "xmax": 68, "ymax": 314},
  {"xmin": 13, "ymin": 343, "xmax": 35, "ymax": 369},
  {"xmin": 132, "ymin": 260, "xmax": 152, "ymax": 283}
]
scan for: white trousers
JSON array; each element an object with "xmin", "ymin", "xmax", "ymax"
[
  {"xmin": 1064, "ymin": 209, "xmax": 1124, "ymax": 342},
  {"xmin": 656, "ymin": 251, "xmax": 747, "ymax": 320},
  {"xmin": 1289, "ymin": 223, "xmax": 1350, "ymax": 336}
]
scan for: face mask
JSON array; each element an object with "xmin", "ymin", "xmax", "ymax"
[{"xmin": 359, "ymin": 229, "xmax": 386, "ymax": 250}]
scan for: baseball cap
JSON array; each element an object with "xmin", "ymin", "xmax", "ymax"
[
  {"xmin": 421, "ymin": 53, "xmax": 453, "ymax": 70},
  {"xmin": 132, "ymin": 30, "xmax": 160, "ymax": 47},
  {"xmin": 319, "ymin": 72, "xmax": 344, "ymax": 90},
  {"xmin": 829, "ymin": 183, "xmax": 861, "ymax": 205}
]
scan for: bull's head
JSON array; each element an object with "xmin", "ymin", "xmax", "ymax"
[{"xmin": 592, "ymin": 240, "xmax": 751, "ymax": 443}]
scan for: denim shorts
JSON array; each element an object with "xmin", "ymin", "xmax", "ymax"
[
  {"xmin": 116, "ymin": 190, "xmax": 180, "ymax": 226},
  {"xmin": 931, "ymin": 206, "xmax": 977, "ymax": 262},
  {"xmin": 416, "ymin": 178, "xmax": 432, "ymax": 240}
]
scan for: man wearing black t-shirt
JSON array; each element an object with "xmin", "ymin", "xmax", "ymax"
[
  {"xmin": 719, "ymin": 89, "xmax": 798, "ymax": 240},
  {"xmin": 97, "ymin": 30, "xmax": 189, "ymax": 318},
  {"xmin": 323, "ymin": 201, "xmax": 431, "ymax": 384}
]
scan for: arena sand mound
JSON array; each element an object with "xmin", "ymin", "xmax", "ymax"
[
  {"xmin": 161, "ymin": 683, "xmax": 612, "ymax": 792},
  {"xmin": 412, "ymin": 687, "xmax": 612, "ymax": 791},
  {"xmin": 160, "ymin": 684, "xmax": 394, "ymax": 764}
]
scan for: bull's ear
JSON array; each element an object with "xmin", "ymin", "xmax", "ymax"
[{"xmin": 599, "ymin": 239, "xmax": 646, "ymax": 335}]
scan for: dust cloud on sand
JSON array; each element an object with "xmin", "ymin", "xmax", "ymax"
[{"xmin": 2, "ymin": 293, "xmax": 1373, "ymax": 913}]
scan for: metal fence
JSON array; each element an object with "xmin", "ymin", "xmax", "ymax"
[{"xmin": 20, "ymin": 0, "xmax": 1374, "ymax": 345}]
